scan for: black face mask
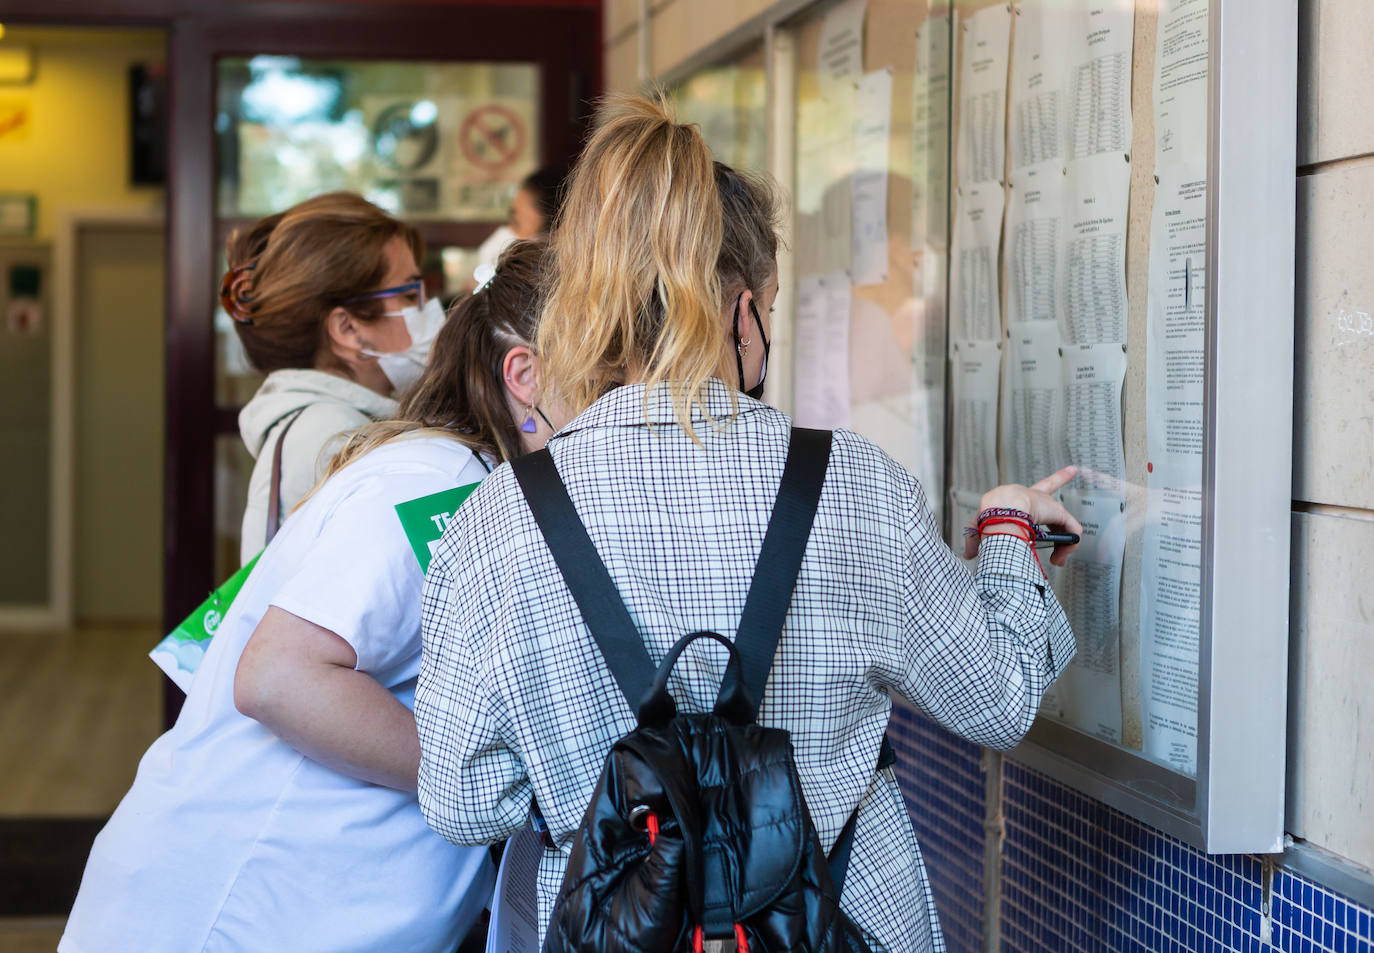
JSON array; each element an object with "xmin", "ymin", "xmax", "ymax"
[{"xmin": 732, "ymin": 293, "xmax": 771, "ymax": 400}]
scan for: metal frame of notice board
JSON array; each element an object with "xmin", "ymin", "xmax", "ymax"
[{"xmin": 1009, "ymin": 0, "xmax": 1296, "ymax": 855}]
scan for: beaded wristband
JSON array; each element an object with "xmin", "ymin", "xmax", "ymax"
[
  {"xmin": 963, "ymin": 507, "xmax": 1046, "ymax": 576},
  {"xmin": 963, "ymin": 507, "xmax": 1035, "ymax": 537},
  {"xmin": 976, "ymin": 506, "xmax": 1034, "ymax": 526}
]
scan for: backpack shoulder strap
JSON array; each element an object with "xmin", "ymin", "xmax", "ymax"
[
  {"xmin": 726, "ymin": 427, "xmax": 832, "ymax": 717},
  {"xmin": 510, "ymin": 448, "xmax": 658, "ymax": 715}
]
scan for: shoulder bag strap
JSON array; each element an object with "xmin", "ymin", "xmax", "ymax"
[
  {"xmin": 510, "ymin": 448, "xmax": 659, "ymax": 714},
  {"xmin": 265, "ymin": 408, "xmax": 307, "ymax": 545},
  {"xmin": 726, "ymin": 427, "xmax": 832, "ymax": 717}
]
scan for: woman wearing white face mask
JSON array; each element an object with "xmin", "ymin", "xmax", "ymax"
[{"xmin": 223, "ymin": 192, "xmax": 447, "ymax": 564}]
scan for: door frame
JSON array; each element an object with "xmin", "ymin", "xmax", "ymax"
[
  {"xmin": 0, "ymin": 207, "xmax": 163, "ymax": 633},
  {"xmin": 165, "ymin": 1, "xmax": 602, "ymax": 646}
]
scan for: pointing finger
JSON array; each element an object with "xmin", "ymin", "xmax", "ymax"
[{"xmin": 1030, "ymin": 465, "xmax": 1076, "ymax": 495}]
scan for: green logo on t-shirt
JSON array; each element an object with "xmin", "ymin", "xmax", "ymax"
[{"xmin": 393, "ymin": 482, "xmax": 483, "ymax": 574}]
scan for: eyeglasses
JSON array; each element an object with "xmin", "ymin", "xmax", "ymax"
[{"xmin": 341, "ymin": 280, "xmax": 425, "ymax": 307}]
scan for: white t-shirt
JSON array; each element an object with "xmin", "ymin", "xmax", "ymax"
[{"xmin": 61, "ymin": 436, "xmax": 495, "ymax": 953}]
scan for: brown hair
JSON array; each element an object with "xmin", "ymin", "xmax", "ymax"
[
  {"xmin": 396, "ymin": 239, "xmax": 546, "ymax": 462},
  {"xmin": 536, "ymin": 93, "xmax": 781, "ymax": 440},
  {"xmin": 222, "ymin": 192, "xmax": 424, "ymax": 374},
  {"xmin": 315, "ymin": 240, "xmax": 547, "ymax": 483},
  {"xmin": 714, "ymin": 160, "xmax": 782, "ymax": 305}
]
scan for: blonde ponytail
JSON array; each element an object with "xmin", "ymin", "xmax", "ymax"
[{"xmin": 537, "ymin": 93, "xmax": 737, "ymax": 441}]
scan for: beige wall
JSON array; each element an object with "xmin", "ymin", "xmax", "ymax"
[
  {"xmin": 604, "ymin": 0, "xmax": 640, "ymax": 92},
  {"xmin": 604, "ymin": 0, "xmax": 780, "ymax": 92},
  {"xmin": 0, "ymin": 27, "xmax": 166, "ymax": 242},
  {"xmin": 1287, "ymin": 0, "xmax": 1374, "ymax": 868},
  {"xmin": 75, "ymin": 223, "xmax": 165, "ymax": 625}
]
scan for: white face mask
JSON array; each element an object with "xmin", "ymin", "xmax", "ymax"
[{"xmin": 360, "ymin": 296, "xmax": 447, "ymax": 393}]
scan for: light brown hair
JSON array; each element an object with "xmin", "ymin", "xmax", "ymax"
[
  {"xmin": 535, "ymin": 93, "xmax": 781, "ymax": 441},
  {"xmin": 222, "ymin": 192, "xmax": 424, "ymax": 375},
  {"xmin": 316, "ymin": 240, "xmax": 547, "ymax": 483}
]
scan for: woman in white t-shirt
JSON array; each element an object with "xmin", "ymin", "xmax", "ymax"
[{"xmin": 61, "ymin": 242, "xmax": 560, "ymax": 953}]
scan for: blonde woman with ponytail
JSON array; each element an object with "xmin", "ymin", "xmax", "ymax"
[
  {"xmin": 417, "ymin": 96, "xmax": 1081, "ymax": 953},
  {"xmin": 62, "ymin": 243, "xmax": 558, "ymax": 953}
]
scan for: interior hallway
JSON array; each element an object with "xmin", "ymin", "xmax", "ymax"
[{"xmin": 0, "ymin": 625, "xmax": 163, "ymax": 951}]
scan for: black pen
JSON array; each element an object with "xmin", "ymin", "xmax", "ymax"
[{"xmin": 1034, "ymin": 525, "xmax": 1080, "ymax": 546}]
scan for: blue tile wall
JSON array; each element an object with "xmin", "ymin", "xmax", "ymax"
[
  {"xmin": 893, "ymin": 709, "xmax": 1374, "ymax": 953},
  {"xmin": 890, "ymin": 702, "xmax": 987, "ymax": 953}
]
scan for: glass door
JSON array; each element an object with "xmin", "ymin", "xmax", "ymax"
[{"xmin": 165, "ymin": 3, "xmax": 601, "ymax": 714}]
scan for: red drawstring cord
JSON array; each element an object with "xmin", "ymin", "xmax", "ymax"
[{"xmin": 648, "ymin": 813, "xmax": 749, "ymax": 953}]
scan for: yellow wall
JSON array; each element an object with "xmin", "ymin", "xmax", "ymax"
[{"xmin": 0, "ymin": 27, "xmax": 166, "ymax": 242}]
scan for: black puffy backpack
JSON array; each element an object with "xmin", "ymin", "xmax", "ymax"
[{"xmin": 511, "ymin": 428, "xmax": 890, "ymax": 953}]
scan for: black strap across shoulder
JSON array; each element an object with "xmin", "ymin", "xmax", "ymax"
[
  {"xmin": 512, "ymin": 427, "xmax": 888, "ymax": 888},
  {"xmin": 510, "ymin": 448, "xmax": 661, "ymax": 715},
  {"xmin": 511, "ymin": 427, "xmax": 832, "ymax": 720}
]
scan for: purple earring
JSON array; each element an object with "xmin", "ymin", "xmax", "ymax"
[{"xmin": 521, "ymin": 407, "xmax": 538, "ymax": 433}]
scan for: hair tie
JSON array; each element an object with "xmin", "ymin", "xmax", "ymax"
[{"xmin": 219, "ymin": 262, "xmax": 257, "ymax": 325}]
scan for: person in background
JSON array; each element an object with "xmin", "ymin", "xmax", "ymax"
[
  {"xmin": 59, "ymin": 242, "xmax": 554, "ymax": 953},
  {"xmin": 224, "ymin": 192, "xmax": 447, "ymax": 564},
  {"xmin": 510, "ymin": 162, "xmax": 571, "ymax": 240},
  {"xmin": 414, "ymin": 95, "xmax": 1081, "ymax": 952},
  {"xmin": 469, "ymin": 162, "xmax": 571, "ymax": 290}
]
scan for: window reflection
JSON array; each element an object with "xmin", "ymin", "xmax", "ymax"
[
  {"xmin": 673, "ymin": 48, "xmax": 767, "ymax": 172},
  {"xmin": 217, "ymin": 57, "xmax": 541, "ymax": 221}
]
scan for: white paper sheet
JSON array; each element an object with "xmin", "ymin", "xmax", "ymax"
[
  {"xmin": 951, "ymin": 183, "xmax": 1005, "ymax": 342},
  {"xmin": 1138, "ymin": 0, "xmax": 1208, "ymax": 777},
  {"xmin": 820, "ymin": 0, "xmax": 868, "ymax": 103},
  {"xmin": 852, "ymin": 69, "xmax": 892, "ymax": 287},
  {"xmin": 1066, "ymin": 4, "xmax": 1134, "ymax": 162},
  {"xmin": 1062, "ymin": 341, "xmax": 1127, "ymax": 495},
  {"xmin": 1145, "ymin": 169, "xmax": 1207, "ymax": 464},
  {"xmin": 951, "ymin": 338, "xmax": 1001, "ymax": 493},
  {"xmin": 1005, "ymin": 162, "xmax": 1064, "ymax": 326},
  {"xmin": 1062, "ymin": 153, "xmax": 1130, "ymax": 345},
  {"xmin": 1139, "ymin": 462, "xmax": 1203, "ymax": 776},
  {"xmin": 1153, "ymin": 0, "xmax": 1209, "ymax": 169},
  {"xmin": 1004, "ymin": 320, "xmax": 1064, "ymax": 488},
  {"xmin": 794, "ymin": 272, "xmax": 853, "ymax": 429},
  {"xmin": 957, "ymin": 4, "xmax": 1011, "ymax": 186},
  {"xmin": 1008, "ymin": 1, "xmax": 1065, "ymax": 171},
  {"xmin": 485, "ymin": 828, "xmax": 544, "ymax": 953},
  {"xmin": 1050, "ymin": 489, "xmax": 1127, "ymax": 744},
  {"xmin": 914, "ymin": 15, "xmax": 952, "ymax": 252},
  {"xmin": 1010, "ymin": 0, "xmax": 1133, "ymax": 170}
]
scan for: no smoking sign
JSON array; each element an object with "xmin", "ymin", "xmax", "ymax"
[{"xmin": 459, "ymin": 104, "xmax": 528, "ymax": 172}]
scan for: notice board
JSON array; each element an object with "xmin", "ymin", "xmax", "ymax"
[{"xmin": 782, "ymin": 0, "xmax": 1294, "ymax": 853}]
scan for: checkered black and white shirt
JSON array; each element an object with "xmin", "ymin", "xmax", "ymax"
[{"xmin": 417, "ymin": 379, "xmax": 1075, "ymax": 953}]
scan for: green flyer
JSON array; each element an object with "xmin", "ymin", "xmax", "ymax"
[
  {"xmin": 150, "ymin": 553, "xmax": 260, "ymax": 692},
  {"xmin": 150, "ymin": 479, "xmax": 482, "ymax": 693},
  {"xmin": 393, "ymin": 481, "xmax": 482, "ymax": 574}
]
